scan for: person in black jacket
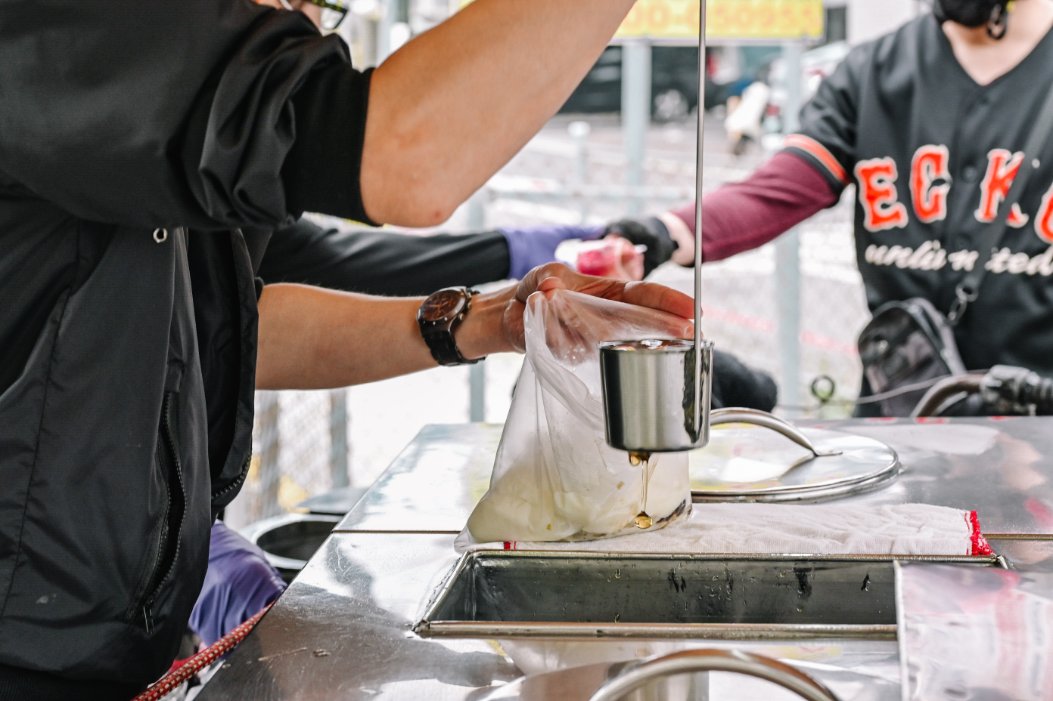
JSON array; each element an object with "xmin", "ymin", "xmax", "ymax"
[
  {"xmin": 192, "ymin": 1, "xmax": 773, "ymax": 667},
  {"xmin": 186, "ymin": 216, "xmax": 774, "ymax": 662},
  {"xmin": 0, "ymin": 1, "xmax": 703, "ymax": 698}
]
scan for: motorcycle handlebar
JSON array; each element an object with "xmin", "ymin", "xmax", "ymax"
[{"xmin": 910, "ymin": 366, "xmax": 1053, "ymax": 418}]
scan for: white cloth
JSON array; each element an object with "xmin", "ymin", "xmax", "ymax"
[{"xmin": 463, "ymin": 503, "xmax": 988, "ymax": 557}]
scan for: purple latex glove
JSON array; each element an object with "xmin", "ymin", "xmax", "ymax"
[
  {"xmin": 499, "ymin": 224, "xmax": 602, "ymax": 280},
  {"xmin": 188, "ymin": 522, "xmax": 286, "ymax": 646}
]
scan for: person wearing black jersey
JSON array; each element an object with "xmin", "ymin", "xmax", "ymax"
[{"xmin": 591, "ymin": 0, "xmax": 1053, "ymax": 414}]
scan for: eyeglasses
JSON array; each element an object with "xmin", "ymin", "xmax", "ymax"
[{"xmin": 279, "ymin": 0, "xmax": 350, "ymax": 32}]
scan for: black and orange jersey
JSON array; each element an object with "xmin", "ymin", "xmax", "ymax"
[{"xmin": 784, "ymin": 14, "xmax": 1053, "ymax": 375}]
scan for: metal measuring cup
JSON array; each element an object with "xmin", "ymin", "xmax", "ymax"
[{"xmin": 600, "ymin": 338, "xmax": 714, "ymax": 452}]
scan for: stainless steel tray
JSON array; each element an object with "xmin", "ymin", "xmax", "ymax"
[{"xmin": 416, "ymin": 550, "xmax": 1004, "ymax": 641}]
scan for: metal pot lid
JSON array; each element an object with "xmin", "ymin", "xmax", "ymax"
[{"xmin": 690, "ymin": 424, "xmax": 900, "ymax": 502}]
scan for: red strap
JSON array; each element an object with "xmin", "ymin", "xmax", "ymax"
[{"xmin": 133, "ymin": 602, "xmax": 273, "ymax": 701}]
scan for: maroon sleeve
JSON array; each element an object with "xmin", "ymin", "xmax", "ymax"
[{"xmin": 669, "ymin": 150, "xmax": 839, "ymax": 263}]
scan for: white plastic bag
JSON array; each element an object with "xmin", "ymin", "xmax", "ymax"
[{"xmin": 461, "ymin": 289, "xmax": 692, "ymax": 546}]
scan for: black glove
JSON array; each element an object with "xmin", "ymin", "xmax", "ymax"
[{"xmin": 604, "ymin": 216, "xmax": 678, "ymax": 277}]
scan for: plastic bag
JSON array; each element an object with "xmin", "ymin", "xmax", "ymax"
[{"xmin": 461, "ymin": 289, "xmax": 692, "ymax": 546}]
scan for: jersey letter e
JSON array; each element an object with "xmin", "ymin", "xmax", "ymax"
[{"xmin": 856, "ymin": 158, "xmax": 909, "ymax": 232}]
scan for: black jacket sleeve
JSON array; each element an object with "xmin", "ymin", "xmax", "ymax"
[
  {"xmin": 260, "ymin": 218, "xmax": 512, "ymax": 296},
  {"xmin": 0, "ymin": 1, "xmax": 369, "ymax": 230}
]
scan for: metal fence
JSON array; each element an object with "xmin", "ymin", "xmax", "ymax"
[{"xmin": 224, "ymin": 117, "xmax": 867, "ymax": 529}]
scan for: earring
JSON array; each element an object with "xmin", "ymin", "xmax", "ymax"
[{"xmin": 987, "ymin": 2, "xmax": 1008, "ymax": 40}]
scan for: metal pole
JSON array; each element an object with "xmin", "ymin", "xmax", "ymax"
[
  {"xmin": 329, "ymin": 388, "xmax": 350, "ymax": 488},
  {"xmin": 776, "ymin": 41, "xmax": 804, "ymax": 416},
  {"xmin": 467, "ymin": 192, "xmax": 487, "ymax": 422},
  {"xmin": 622, "ymin": 40, "xmax": 652, "ymax": 216},
  {"xmin": 569, "ymin": 120, "xmax": 592, "ymax": 223},
  {"xmin": 376, "ymin": 0, "xmax": 397, "ymax": 64},
  {"xmin": 692, "ymin": 0, "xmax": 707, "ymax": 439},
  {"xmin": 258, "ymin": 393, "xmax": 281, "ymax": 520},
  {"xmin": 469, "ymin": 364, "xmax": 486, "ymax": 423}
]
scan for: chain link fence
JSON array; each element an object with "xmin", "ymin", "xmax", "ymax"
[{"xmin": 225, "ymin": 117, "xmax": 866, "ymax": 529}]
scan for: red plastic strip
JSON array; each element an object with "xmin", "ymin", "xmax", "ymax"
[{"xmin": 968, "ymin": 510, "xmax": 994, "ymax": 557}]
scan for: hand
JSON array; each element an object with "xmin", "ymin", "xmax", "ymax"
[
  {"xmin": 189, "ymin": 522, "xmax": 285, "ymax": 646},
  {"xmin": 495, "ymin": 263, "xmax": 696, "ymax": 352},
  {"xmin": 499, "ymin": 224, "xmax": 603, "ymax": 280},
  {"xmin": 603, "ymin": 216, "xmax": 679, "ymax": 276},
  {"xmin": 574, "ymin": 237, "xmax": 645, "ymax": 281}
]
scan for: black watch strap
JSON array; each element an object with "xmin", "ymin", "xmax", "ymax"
[
  {"xmin": 417, "ymin": 287, "xmax": 482, "ymax": 366},
  {"xmin": 421, "ymin": 324, "xmax": 478, "ymax": 366}
]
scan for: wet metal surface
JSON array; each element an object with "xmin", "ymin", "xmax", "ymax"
[
  {"xmin": 294, "ymin": 486, "xmax": 369, "ymax": 516},
  {"xmin": 199, "ymin": 533, "xmax": 904, "ymax": 700},
  {"xmin": 897, "ymin": 563, "xmax": 1053, "ymax": 700},
  {"xmin": 987, "ymin": 538, "xmax": 1053, "ymax": 571},
  {"xmin": 335, "ymin": 423, "xmax": 500, "ymax": 533},
  {"xmin": 203, "ymin": 418, "xmax": 1053, "ymax": 699},
  {"xmin": 336, "ymin": 418, "xmax": 1053, "ymax": 537}
]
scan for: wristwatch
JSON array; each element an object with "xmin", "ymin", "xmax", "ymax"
[{"xmin": 417, "ymin": 287, "xmax": 482, "ymax": 366}]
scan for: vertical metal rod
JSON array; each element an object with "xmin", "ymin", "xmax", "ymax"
[
  {"xmin": 690, "ymin": 671, "xmax": 711, "ymax": 701},
  {"xmin": 776, "ymin": 41, "xmax": 804, "ymax": 415},
  {"xmin": 469, "ymin": 363, "xmax": 486, "ymax": 423},
  {"xmin": 570, "ymin": 120, "xmax": 592, "ymax": 223},
  {"xmin": 692, "ymin": 0, "xmax": 707, "ymax": 436},
  {"xmin": 329, "ymin": 389, "xmax": 350, "ymax": 488},
  {"xmin": 622, "ymin": 40, "xmax": 652, "ymax": 216},
  {"xmin": 376, "ymin": 0, "xmax": 396, "ymax": 64},
  {"xmin": 467, "ymin": 192, "xmax": 487, "ymax": 422},
  {"xmin": 259, "ymin": 392, "xmax": 281, "ymax": 520}
]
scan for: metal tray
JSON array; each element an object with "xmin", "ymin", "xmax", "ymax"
[{"xmin": 416, "ymin": 550, "xmax": 1004, "ymax": 641}]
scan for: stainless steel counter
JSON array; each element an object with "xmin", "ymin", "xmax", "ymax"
[
  {"xmin": 334, "ymin": 423, "xmax": 500, "ymax": 534},
  {"xmin": 201, "ymin": 417, "xmax": 1053, "ymax": 699},
  {"xmin": 337, "ymin": 419, "xmax": 1053, "ymax": 537},
  {"xmin": 199, "ymin": 533, "xmax": 903, "ymax": 700}
]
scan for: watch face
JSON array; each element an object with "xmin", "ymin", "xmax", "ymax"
[{"xmin": 420, "ymin": 289, "xmax": 466, "ymax": 322}]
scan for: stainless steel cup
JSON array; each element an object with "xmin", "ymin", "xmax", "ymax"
[{"xmin": 599, "ymin": 338, "xmax": 714, "ymax": 453}]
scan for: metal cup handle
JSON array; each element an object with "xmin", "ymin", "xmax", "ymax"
[
  {"xmin": 588, "ymin": 649, "xmax": 840, "ymax": 701},
  {"xmin": 711, "ymin": 408, "xmax": 841, "ymax": 458}
]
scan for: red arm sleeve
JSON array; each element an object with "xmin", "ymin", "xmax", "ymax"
[{"xmin": 668, "ymin": 150, "xmax": 840, "ymax": 263}]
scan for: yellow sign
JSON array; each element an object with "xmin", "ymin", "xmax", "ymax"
[
  {"xmin": 452, "ymin": 0, "xmax": 824, "ymax": 42},
  {"xmin": 618, "ymin": 0, "xmax": 824, "ymax": 41}
]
